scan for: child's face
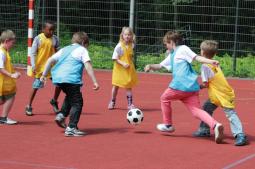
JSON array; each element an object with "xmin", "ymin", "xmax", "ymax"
[
  {"xmin": 122, "ymin": 30, "xmax": 132, "ymax": 43},
  {"xmin": 43, "ymin": 23, "xmax": 55, "ymax": 38},
  {"xmin": 164, "ymin": 41, "xmax": 174, "ymax": 51},
  {"xmin": 5, "ymin": 39, "xmax": 16, "ymax": 50}
]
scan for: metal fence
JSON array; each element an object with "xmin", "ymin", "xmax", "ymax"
[{"xmin": 0, "ymin": 0, "xmax": 255, "ymax": 77}]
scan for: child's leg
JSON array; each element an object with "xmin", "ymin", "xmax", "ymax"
[
  {"xmin": 1, "ymin": 96, "xmax": 15, "ymax": 118},
  {"xmin": 53, "ymin": 86, "xmax": 61, "ymax": 101},
  {"xmin": 27, "ymin": 88, "xmax": 38, "ymax": 107},
  {"xmin": 182, "ymin": 93, "xmax": 218, "ymax": 129},
  {"xmin": 160, "ymin": 88, "xmax": 177, "ymax": 125},
  {"xmin": 108, "ymin": 86, "xmax": 119, "ymax": 109},
  {"xmin": 126, "ymin": 88, "xmax": 135, "ymax": 109},
  {"xmin": 223, "ymin": 108, "xmax": 244, "ymax": 137}
]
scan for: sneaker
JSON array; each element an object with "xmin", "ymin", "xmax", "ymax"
[
  {"xmin": 127, "ymin": 104, "xmax": 136, "ymax": 110},
  {"xmin": 0, "ymin": 117, "xmax": 17, "ymax": 125},
  {"xmin": 235, "ymin": 133, "xmax": 247, "ymax": 146},
  {"xmin": 50, "ymin": 99, "xmax": 59, "ymax": 113},
  {"xmin": 108, "ymin": 100, "xmax": 115, "ymax": 110},
  {"xmin": 55, "ymin": 113, "xmax": 66, "ymax": 128},
  {"xmin": 25, "ymin": 106, "xmax": 33, "ymax": 116},
  {"xmin": 64, "ymin": 127, "xmax": 86, "ymax": 137},
  {"xmin": 156, "ymin": 124, "xmax": 175, "ymax": 133},
  {"xmin": 214, "ymin": 123, "xmax": 224, "ymax": 144},
  {"xmin": 193, "ymin": 129, "xmax": 211, "ymax": 137}
]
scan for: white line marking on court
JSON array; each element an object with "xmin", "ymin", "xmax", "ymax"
[
  {"xmin": 0, "ymin": 160, "xmax": 76, "ymax": 169},
  {"xmin": 222, "ymin": 153, "xmax": 255, "ymax": 169}
]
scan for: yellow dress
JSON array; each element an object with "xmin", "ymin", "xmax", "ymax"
[
  {"xmin": 207, "ymin": 64, "xmax": 235, "ymax": 108},
  {"xmin": 0, "ymin": 47, "xmax": 16, "ymax": 97},
  {"xmin": 112, "ymin": 42, "xmax": 138, "ymax": 88},
  {"xmin": 27, "ymin": 33, "xmax": 56, "ymax": 78}
]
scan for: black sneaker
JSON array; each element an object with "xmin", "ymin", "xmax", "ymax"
[
  {"xmin": 193, "ymin": 129, "xmax": 211, "ymax": 137},
  {"xmin": 25, "ymin": 106, "xmax": 33, "ymax": 116},
  {"xmin": 50, "ymin": 99, "xmax": 59, "ymax": 113},
  {"xmin": 64, "ymin": 127, "xmax": 86, "ymax": 137},
  {"xmin": 235, "ymin": 133, "xmax": 247, "ymax": 146}
]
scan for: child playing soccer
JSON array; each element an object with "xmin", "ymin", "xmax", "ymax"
[
  {"xmin": 40, "ymin": 32, "xmax": 99, "ymax": 137},
  {"xmin": 0, "ymin": 30, "xmax": 21, "ymax": 124},
  {"xmin": 193, "ymin": 40, "xmax": 247, "ymax": 146},
  {"xmin": 108, "ymin": 27, "xmax": 138, "ymax": 110},
  {"xmin": 25, "ymin": 20, "xmax": 61, "ymax": 116},
  {"xmin": 144, "ymin": 31, "xmax": 224, "ymax": 144}
]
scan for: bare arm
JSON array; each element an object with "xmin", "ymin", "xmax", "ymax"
[
  {"xmin": 200, "ymin": 81, "xmax": 209, "ymax": 89},
  {"xmin": 115, "ymin": 59, "xmax": 129, "ymax": 69},
  {"xmin": 195, "ymin": 55, "xmax": 219, "ymax": 66},
  {"xmin": 144, "ymin": 64, "xmax": 162, "ymax": 72},
  {"xmin": 84, "ymin": 61, "xmax": 99, "ymax": 90},
  {"xmin": 0, "ymin": 68, "xmax": 20, "ymax": 79}
]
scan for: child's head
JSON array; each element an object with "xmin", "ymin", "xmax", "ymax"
[
  {"xmin": 119, "ymin": 27, "xmax": 135, "ymax": 44},
  {"xmin": 200, "ymin": 40, "xmax": 218, "ymax": 59},
  {"xmin": 0, "ymin": 30, "xmax": 16, "ymax": 50},
  {"xmin": 42, "ymin": 20, "xmax": 55, "ymax": 38},
  {"xmin": 72, "ymin": 32, "xmax": 89, "ymax": 48},
  {"xmin": 163, "ymin": 31, "xmax": 183, "ymax": 50}
]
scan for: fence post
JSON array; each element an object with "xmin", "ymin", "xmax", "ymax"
[
  {"xmin": 57, "ymin": 0, "xmax": 60, "ymax": 38},
  {"xmin": 129, "ymin": 0, "xmax": 135, "ymax": 29},
  {"xmin": 233, "ymin": 0, "xmax": 239, "ymax": 72},
  {"xmin": 27, "ymin": 0, "xmax": 34, "ymax": 76}
]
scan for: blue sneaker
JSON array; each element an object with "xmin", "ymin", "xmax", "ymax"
[{"xmin": 235, "ymin": 133, "xmax": 247, "ymax": 146}]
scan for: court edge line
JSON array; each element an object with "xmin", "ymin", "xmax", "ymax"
[
  {"xmin": 222, "ymin": 153, "xmax": 255, "ymax": 169},
  {"xmin": 0, "ymin": 160, "xmax": 76, "ymax": 169}
]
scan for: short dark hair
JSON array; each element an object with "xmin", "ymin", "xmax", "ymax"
[
  {"xmin": 42, "ymin": 20, "xmax": 55, "ymax": 29},
  {"xmin": 163, "ymin": 31, "xmax": 184, "ymax": 45}
]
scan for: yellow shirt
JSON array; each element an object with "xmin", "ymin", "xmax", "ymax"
[
  {"xmin": 0, "ymin": 47, "xmax": 16, "ymax": 96},
  {"xmin": 112, "ymin": 42, "xmax": 138, "ymax": 88},
  {"xmin": 207, "ymin": 64, "xmax": 235, "ymax": 108},
  {"xmin": 28, "ymin": 33, "xmax": 56, "ymax": 78}
]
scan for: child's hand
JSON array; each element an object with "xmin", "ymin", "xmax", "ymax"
[
  {"xmin": 211, "ymin": 60, "xmax": 219, "ymax": 66},
  {"xmin": 11, "ymin": 72, "xmax": 21, "ymax": 79},
  {"xmin": 40, "ymin": 76, "xmax": 47, "ymax": 85},
  {"xmin": 93, "ymin": 82, "xmax": 99, "ymax": 91},
  {"xmin": 144, "ymin": 64, "xmax": 151, "ymax": 72},
  {"xmin": 32, "ymin": 66, "xmax": 36, "ymax": 74},
  {"xmin": 123, "ymin": 63, "xmax": 130, "ymax": 69}
]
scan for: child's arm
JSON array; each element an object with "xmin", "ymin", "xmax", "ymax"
[
  {"xmin": 115, "ymin": 59, "xmax": 129, "ymax": 68},
  {"xmin": 200, "ymin": 82, "xmax": 209, "ymax": 89},
  {"xmin": 0, "ymin": 68, "xmax": 21, "ymax": 79},
  {"xmin": 112, "ymin": 45, "xmax": 129, "ymax": 68},
  {"xmin": 31, "ymin": 36, "xmax": 39, "ymax": 73},
  {"xmin": 40, "ymin": 57, "xmax": 56, "ymax": 82},
  {"xmin": 144, "ymin": 64, "xmax": 162, "ymax": 72},
  {"xmin": 84, "ymin": 61, "xmax": 99, "ymax": 90},
  {"xmin": 195, "ymin": 55, "xmax": 219, "ymax": 66}
]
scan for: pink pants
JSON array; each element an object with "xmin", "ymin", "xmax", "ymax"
[{"xmin": 160, "ymin": 88, "xmax": 217, "ymax": 129}]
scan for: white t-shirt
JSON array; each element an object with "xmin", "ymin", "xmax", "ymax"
[
  {"xmin": 52, "ymin": 44, "xmax": 90, "ymax": 64},
  {"xmin": 0, "ymin": 51, "xmax": 6, "ymax": 69},
  {"xmin": 112, "ymin": 42, "xmax": 135, "ymax": 59},
  {"xmin": 201, "ymin": 64, "xmax": 215, "ymax": 82},
  {"xmin": 160, "ymin": 45, "xmax": 197, "ymax": 71}
]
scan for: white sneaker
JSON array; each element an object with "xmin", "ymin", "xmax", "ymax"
[
  {"xmin": 214, "ymin": 123, "xmax": 224, "ymax": 144},
  {"xmin": 65, "ymin": 127, "xmax": 86, "ymax": 137},
  {"xmin": 0, "ymin": 117, "xmax": 18, "ymax": 125},
  {"xmin": 157, "ymin": 124, "xmax": 175, "ymax": 132}
]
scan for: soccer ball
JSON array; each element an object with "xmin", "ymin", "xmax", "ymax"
[{"xmin": 127, "ymin": 108, "xmax": 144, "ymax": 125}]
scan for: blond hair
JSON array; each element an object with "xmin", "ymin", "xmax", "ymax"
[
  {"xmin": 119, "ymin": 27, "xmax": 136, "ymax": 43},
  {"xmin": 71, "ymin": 32, "xmax": 89, "ymax": 46},
  {"xmin": 200, "ymin": 40, "xmax": 218, "ymax": 58},
  {"xmin": 0, "ymin": 30, "xmax": 16, "ymax": 43},
  {"xmin": 163, "ymin": 31, "xmax": 183, "ymax": 45}
]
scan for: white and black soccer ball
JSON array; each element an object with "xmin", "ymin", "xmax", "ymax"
[{"xmin": 127, "ymin": 108, "xmax": 144, "ymax": 125}]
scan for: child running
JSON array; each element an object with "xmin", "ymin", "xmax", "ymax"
[
  {"xmin": 25, "ymin": 20, "xmax": 61, "ymax": 116},
  {"xmin": 108, "ymin": 27, "xmax": 138, "ymax": 110},
  {"xmin": 0, "ymin": 30, "xmax": 21, "ymax": 124},
  {"xmin": 193, "ymin": 40, "xmax": 247, "ymax": 146},
  {"xmin": 144, "ymin": 31, "xmax": 224, "ymax": 144},
  {"xmin": 40, "ymin": 32, "xmax": 99, "ymax": 137}
]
